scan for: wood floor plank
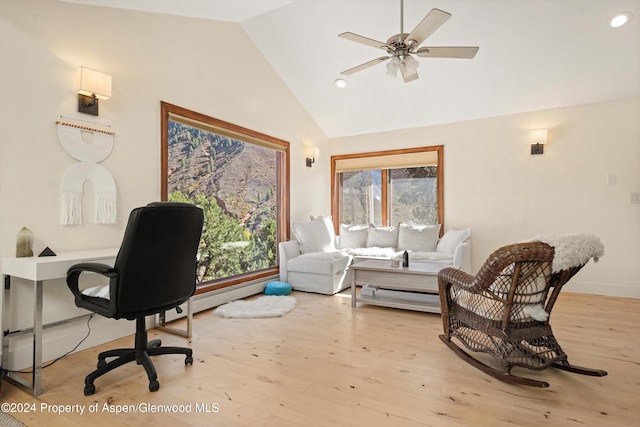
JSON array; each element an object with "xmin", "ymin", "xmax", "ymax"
[{"xmin": 1, "ymin": 291, "xmax": 638, "ymax": 426}]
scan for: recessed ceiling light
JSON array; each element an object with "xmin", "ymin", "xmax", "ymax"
[
  {"xmin": 610, "ymin": 12, "xmax": 633, "ymax": 28},
  {"xmin": 334, "ymin": 78, "xmax": 347, "ymax": 88}
]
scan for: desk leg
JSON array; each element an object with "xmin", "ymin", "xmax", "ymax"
[
  {"xmin": 1, "ymin": 275, "xmax": 11, "ymax": 390},
  {"xmin": 32, "ymin": 280, "xmax": 43, "ymax": 396},
  {"xmin": 351, "ymin": 269, "xmax": 356, "ymax": 308},
  {"xmin": 157, "ymin": 299, "xmax": 193, "ymax": 339}
]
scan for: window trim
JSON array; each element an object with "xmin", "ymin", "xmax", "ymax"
[
  {"xmin": 160, "ymin": 101, "xmax": 290, "ymax": 295},
  {"xmin": 331, "ymin": 145, "xmax": 444, "ymax": 233}
]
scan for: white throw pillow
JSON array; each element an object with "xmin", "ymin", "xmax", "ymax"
[
  {"xmin": 366, "ymin": 225, "xmax": 399, "ymax": 248},
  {"xmin": 338, "ymin": 224, "xmax": 369, "ymax": 249},
  {"xmin": 397, "ymin": 223, "xmax": 440, "ymax": 252},
  {"xmin": 292, "ymin": 218, "xmax": 335, "ymax": 254},
  {"xmin": 436, "ymin": 228, "xmax": 471, "ymax": 254},
  {"xmin": 310, "ymin": 215, "xmax": 336, "ymax": 242}
]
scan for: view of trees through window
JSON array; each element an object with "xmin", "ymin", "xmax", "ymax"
[
  {"xmin": 341, "ymin": 166, "xmax": 437, "ymax": 226},
  {"xmin": 389, "ymin": 166, "xmax": 438, "ymax": 225},
  {"xmin": 166, "ymin": 120, "xmax": 279, "ymax": 284},
  {"xmin": 341, "ymin": 170, "xmax": 382, "ymax": 225}
]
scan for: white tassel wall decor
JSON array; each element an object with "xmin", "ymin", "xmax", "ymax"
[
  {"xmin": 57, "ymin": 123, "xmax": 117, "ymax": 225},
  {"xmin": 61, "ymin": 193, "xmax": 83, "ymax": 225},
  {"xmin": 60, "ymin": 162, "xmax": 117, "ymax": 225}
]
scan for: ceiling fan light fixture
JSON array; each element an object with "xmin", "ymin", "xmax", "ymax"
[
  {"xmin": 610, "ymin": 12, "xmax": 633, "ymax": 28},
  {"xmin": 386, "ymin": 57, "xmax": 401, "ymax": 77},
  {"xmin": 400, "ymin": 64, "xmax": 419, "ymax": 82},
  {"xmin": 404, "ymin": 55, "xmax": 419, "ymax": 73}
]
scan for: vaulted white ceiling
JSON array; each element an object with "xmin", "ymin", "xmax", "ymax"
[{"xmin": 61, "ymin": 0, "xmax": 640, "ymax": 138}]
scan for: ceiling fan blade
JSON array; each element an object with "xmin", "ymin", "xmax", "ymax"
[
  {"xmin": 341, "ymin": 56, "xmax": 390, "ymax": 75},
  {"xmin": 338, "ymin": 32, "xmax": 389, "ymax": 50},
  {"xmin": 405, "ymin": 8, "xmax": 451, "ymax": 48},
  {"xmin": 416, "ymin": 46, "xmax": 479, "ymax": 58}
]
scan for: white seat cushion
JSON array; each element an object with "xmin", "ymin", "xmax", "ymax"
[
  {"xmin": 347, "ymin": 247, "xmax": 397, "ymax": 258},
  {"xmin": 455, "ymin": 277, "xmax": 549, "ymax": 322},
  {"xmin": 81, "ymin": 285, "xmax": 110, "ymax": 300},
  {"xmin": 287, "ymin": 251, "xmax": 352, "ymax": 275}
]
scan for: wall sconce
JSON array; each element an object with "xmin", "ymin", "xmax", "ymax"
[
  {"xmin": 529, "ymin": 129, "xmax": 548, "ymax": 155},
  {"xmin": 305, "ymin": 146, "xmax": 319, "ymax": 167},
  {"xmin": 77, "ymin": 67, "xmax": 112, "ymax": 116}
]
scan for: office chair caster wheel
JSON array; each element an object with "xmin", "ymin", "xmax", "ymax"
[
  {"xmin": 149, "ymin": 380, "xmax": 160, "ymax": 392},
  {"xmin": 84, "ymin": 384, "xmax": 96, "ymax": 396},
  {"xmin": 185, "ymin": 355, "xmax": 193, "ymax": 365}
]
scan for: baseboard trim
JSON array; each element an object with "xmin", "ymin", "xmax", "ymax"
[
  {"xmin": 565, "ymin": 280, "xmax": 640, "ymax": 299},
  {"xmin": 157, "ymin": 276, "xmax": 275, "ymax": 323}
]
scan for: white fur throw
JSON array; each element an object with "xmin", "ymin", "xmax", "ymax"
[
  {"xmin": 530, "ymin": 233, "xmax": 604, "ymax": 273},
  {"xmin": 522, "ymin": 304, "xmax": 549, "ymax": 321}
]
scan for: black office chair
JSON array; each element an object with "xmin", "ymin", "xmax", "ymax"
[{"xmin": 67, "ymin": 202, "xmax": 204, "ymax": 395}]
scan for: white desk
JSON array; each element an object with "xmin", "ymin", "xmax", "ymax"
[{"xmin": 1, "ymin": 248, "xmax": 118, "ymax": 396}]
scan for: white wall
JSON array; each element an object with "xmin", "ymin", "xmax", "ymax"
[
  {"xmin": 330, "ymin": 97, "xmax": 640, "ymax": 299},
  {"xmin": 0, "ymin": 0, "xmax": 330, "ymax": 370}
]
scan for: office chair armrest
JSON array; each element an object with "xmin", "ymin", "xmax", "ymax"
[{"xmin": 66, "ymin": 262, "xmax": 117, "ymax": 296}]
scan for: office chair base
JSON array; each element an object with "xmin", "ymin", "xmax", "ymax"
[{"xmin": 83, "ymin": 318, "xmax": 193, "ymax": 396}]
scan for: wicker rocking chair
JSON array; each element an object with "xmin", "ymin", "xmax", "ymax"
[{"xmin": 438, "ymin": 236, "xmax": 607, "ymax": 387}]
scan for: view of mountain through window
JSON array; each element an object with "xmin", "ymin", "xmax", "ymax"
[
  {"xmin": 341, "ymin": 166, "xmax": 438, "ymax": 226},
  {"xmin": 341, "ymin": 170, "xmax": 382, "ymax": 225},
  {"xmin": 167, "ymin": 121, "xmax": 278, "ymax": 283},
  {"xmin": 389, "ymin": 166, "xmax": 438, "ymax": 225},
  {"xmin": 333, "ymin": 146, "xmax": 442, "ymax": 228}
]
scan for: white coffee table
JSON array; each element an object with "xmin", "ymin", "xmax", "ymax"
[{"xmin": 350, "ymin": 259, "xmax": 447, "ymax": 313}]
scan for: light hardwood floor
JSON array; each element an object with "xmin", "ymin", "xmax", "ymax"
[{"xmin": 1, "ymin": 291, "xmax": 639, "ymax": 426}]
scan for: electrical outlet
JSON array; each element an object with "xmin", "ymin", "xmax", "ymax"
[{"xmin": 631, "ymin": 193, "xmax": 640, "ymax": 204}]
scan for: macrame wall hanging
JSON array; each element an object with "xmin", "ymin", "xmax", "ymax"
[{"xmin": 56, "ymin": 120, "xmax": 117, "ymax": 225}]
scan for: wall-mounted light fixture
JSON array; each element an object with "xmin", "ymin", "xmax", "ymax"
[
  {"xmin": 77, "ymin": 67, "xmax": 112, "ymax": 116},
  {"xmin": 529, "ymin": 129, "xmax": 548, "ymax": 155},
  {"xmin": 305, "ymin": 146, "xmax": 319, "ymax": 167}
]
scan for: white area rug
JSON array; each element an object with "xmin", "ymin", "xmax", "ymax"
[
  {"xmin": 0, "ymin": 412, "xmax": 26, "ymax": 427},
  {"xmin": 213, "ymin": 296, "xmax": 297, "ymax": 318}
]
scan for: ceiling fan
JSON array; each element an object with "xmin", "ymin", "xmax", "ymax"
[{"xmin": 338, "ymin": 0, "xmax": 479, "ymax": 82}]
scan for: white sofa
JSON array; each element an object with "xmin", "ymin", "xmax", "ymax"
[{"xmin": 278, "ymin": 217, "xmax": 471, "ymax": 295}]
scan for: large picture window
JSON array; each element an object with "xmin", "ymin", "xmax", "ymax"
[
  {"xmin": 161, "ymin": 102, "xmax": 290, "ymax": 294},
  {"xmin": 332, "ymin": 146, "xmax": 443, "ymax": 230}
]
